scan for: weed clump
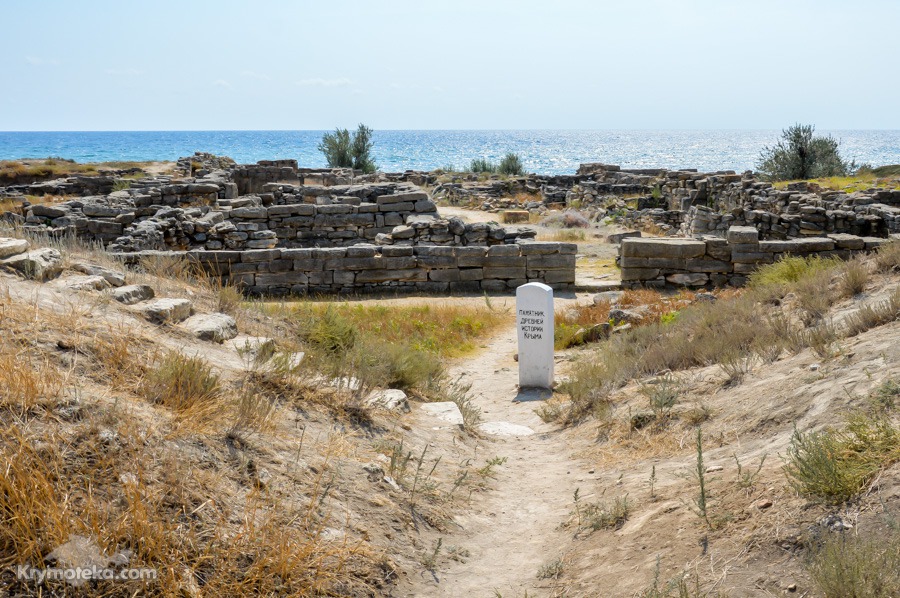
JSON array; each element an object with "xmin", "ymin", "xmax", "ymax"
[
  {"xmin": 783, "ymin": 413, "xmax": 900, "ymax": 504},
  {"xmin": 808, "ymin": 528, "xmax": 900, "ymax": 598},
  {"xmin": 141, "ymin": 351, "xmax": 221, "ymax": 413}
]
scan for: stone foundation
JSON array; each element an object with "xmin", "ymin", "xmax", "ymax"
[
  {"xmin": 123, "ymin": 242, "xmax": 577, "ymax": 296},
  {"xmin": 620, "ymin": 226, "xmax": 890, "ymax": 289}
]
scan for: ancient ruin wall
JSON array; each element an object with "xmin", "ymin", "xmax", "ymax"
[
  {"xmin": 123, "ymin": 242, "xmax": 577, "ymax": 296},
  {"xmin": 620, "ymin": 227, "xmax": 888, "ymax": 289}
]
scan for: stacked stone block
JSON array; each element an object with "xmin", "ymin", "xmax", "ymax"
[
  {"xmin": 621, "ymin": 226, "xmax": 889, "ymax": 289},
  {"xmin": 120, "ymin": 242, "xmax": 577, "ymax": 296}
]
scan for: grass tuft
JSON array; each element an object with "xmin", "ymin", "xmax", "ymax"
[{"xmin": 783, "ymin": 413, "xmax": 900, "ymax": 504}]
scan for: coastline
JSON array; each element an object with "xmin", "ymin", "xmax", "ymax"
[{"xmin": 2, "ymin": 129, "xmax": 899, "ymax": 174}]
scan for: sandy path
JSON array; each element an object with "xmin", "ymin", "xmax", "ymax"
[{"xmin": 406, "ymin": 322, "xmax": 587, "ymax": 598}]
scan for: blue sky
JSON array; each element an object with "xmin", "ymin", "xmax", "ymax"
[{"xmin": 3, "ymin": 0, "xmax": 898, "ymax": 131}]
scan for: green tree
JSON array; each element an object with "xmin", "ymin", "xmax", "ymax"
[
  {"xmin": 757, "ymin": 124, "xmax": 854, "ymax": 181},
  {"xmin": 498, "ymin": 152, "xmax": 525, "ymax": 176},
  {"xmin": 318, "ymin": 123, "xmax": 376, "ymax": 173}
]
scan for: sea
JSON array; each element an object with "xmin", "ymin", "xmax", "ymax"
[{"xmin": 1, "ymin": 130, "xmax": 899, "ymax": 176}]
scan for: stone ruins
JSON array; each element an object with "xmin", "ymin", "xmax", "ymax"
[{"xmin": 0, "ymin": 153, "xmax": 576, "ymax": 295}]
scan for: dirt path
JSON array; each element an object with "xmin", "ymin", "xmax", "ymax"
[{"xmin": 406, "ymin": 321, "xmax": 589, "ymax": 598}]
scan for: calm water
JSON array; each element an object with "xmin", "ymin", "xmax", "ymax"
[{"xmin": 1, "ymin": 130, "xmax": 898, "ymax": 175}]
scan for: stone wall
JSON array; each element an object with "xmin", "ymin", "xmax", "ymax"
[
  {"xmin": 233, "ymin": 161, "xmax": 300, "ymax": 194},
  {"xmin": 123, "ymin": 242, "xmax": 577, "ymax": 296},
  {"xmin": 620, "ymin": 226, "xmax": 889, "ymax": 289}
]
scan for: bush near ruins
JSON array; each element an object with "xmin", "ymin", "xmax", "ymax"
[
  {"xmin": 757, "ymin": 123, "xmax": 855, "ymax": 181},
  {"xmin": 318, "ymin": 123, "xmax": 376, "ymax": 173},
  {"xmin": 469, "ymin": 157, "xmax": 497, "ymax": 173},
  {"xmin": 468, "ymin": 152, "xmax": 525, "ymax": 175},
  {"xmin": 499, "ymin": 152, "xmax": 525, "ymax": 175}
]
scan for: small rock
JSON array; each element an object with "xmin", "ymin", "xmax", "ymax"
[
  {"xmin": 477, "ymin": 421, "xmax": 535, "ymax": 437},
  {"xmin": 572, "ymin": 322, "xmax": 611, "ymax": 345},
  {"xmin": 821, "ymin": 514, "xmax": 853, "ymax": 532},
  {"xmin": 787, "ymin": 583, "xmax": 797, "ymax": 593},
  {"xmin": 229, "ymin": 335, "xmax": 273, "ymax": 352},
  {"xmin": 362, "ymin": 462, "xmax": 384, "ymax": 482},
  {"xmin": 607, "ymin": 230, "xmax": 641, "ymax": 244},
  {"xmin": 755, "ymin": 499, "xmax": 773, "ymax": 510},
  {"xmin": 705, "ymin": 465, "xmax": 724, "ymax": 473},
  {"xmin": 809, "ymin": 363, "xmax": 820, "ymax": 371},
  {"xmin": 609, "ymin": 308, "xmax": 645, "ymax": 324},
  {"xmin": 421, "ymin": 401, "xmax": 464, "ymax": 427},
  {"xmin": 592, "ymin": 290, "xmax": 623, "ymax": 305},
  {"xmin": 1, "ymin": 248, "xmax": 63, "ymax": 281},
  {"xmin": 140, "ymin": 298, "xmax": 193, "ymax": 324},
  {"xmin": 112, "ymin": 284, "xmax": 155, "ymax": 305},
  {"xmin": 695, "ymin": 292, "xmax": 717, "ymax": 303},
  {"xmin": 390, "ymin": 225, "xmax": 415, "ymax": 239},
  {"xmin": 71, "ymin": 262, "xmax": 126, "ymax": 287},
  {"xmin": 0, "ymin": 237, "xmax": 29, "ymax": 259},
  {"xmin": 630, "ymin": 412, "xmax": 656, "ymax": 430},
  {"xmin": 367, "ymin": 389, "xmax": 410, "ymax": 413},
  {"xmin": 59, "ymin": 274, "xmax": 110, "ymax": 291},
  {"xmin": 383, "ymin": 476, "xmax": 402, "ymax": 491},
  {"xmin": 181, "ymin": 313, "xmax": 238, "ymax": 343}
]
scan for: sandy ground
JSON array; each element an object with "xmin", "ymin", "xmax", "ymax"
[{"xmin": 402, "ymin": 319, "xmax": 587, "ymax": 597}]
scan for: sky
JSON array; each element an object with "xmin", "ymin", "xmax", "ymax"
[{"xmin": 3, "ymin": 0, "xmax": 899, "ymax": 131}]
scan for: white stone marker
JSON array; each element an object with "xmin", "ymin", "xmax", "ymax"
[{"xmin": 516, "ymin": 282, "xmax": 554, "ymax": 389}]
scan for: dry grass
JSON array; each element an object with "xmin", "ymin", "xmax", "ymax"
[
  {"xmin": 555, "ymin": 289, "xmax": 706, "ymax": 350},
  {"xmin": 839, "ymin": 256, "xmax": 871, "ymax": 297},
  {"xmin": 286, "ymin": 300, "xmax": 508, "ymax": 358},
  {"xmin": 0, "ymin": 158, "xmax": 166, "ymax": 184},
  {"xmin": 843, "ymin": 287, "xmax": 900, "ymax": 337},
  {"xmin": 874, "ymin": 239, "xmax": 900, "ymax": 273},
  {"xmin": 0, "ymin": 254, "xmax": 397, "ymax": 596},
  {"xmin": 539, "ymin": 228, "xmax": 587, "ymax": 242}
]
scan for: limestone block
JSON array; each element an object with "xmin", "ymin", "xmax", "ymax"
[
  {"xmin": 827, "ymin": 233, "xmax": 866, "ymax": 250},
  {"xmin": 1, "ymin": 248, "xmax": 63, "ymax": 281},
  {"xmin": 356, "ymin": 269, "xmax": 427, "ymax": 283},
  {"xmin": 0, "ymin": 238, "xmax": 29, "ymax": 259},
  {"xmin": 256, "ymin": 272, "xmax": 309, "ymax": 286},
  {"xmin": 421, "ymin": 401, "xmax": 464, "ymax": 427},
  {"xmin": 181, "ymin": 313, "xmax": 238, "ymax": 343},
  {"xmin": 483, "ymin": 266, "xmax": 526, "ymax": 280},
  {"xmin": 140, "ymin": 298, "xmax": 193, "ymax": 324},
  {"xmin": 726, "ymin": 226, "xmax": 759, "ymax": 244},
  {"xmin": 620, "ymin": 267, "xmax": 662, "ymax": 281},
  {"xmin": 526, "ymin": 254, "xmax": 575, "ymax": 269},
  {"xmin": 112, "ymin": 284, "xmax": 155, "ymax": 305},
  {"xmin": 666, "ymin": 273, "xmax": 708, "ymax": 286},
  {"xmin": 59, "ymin": 274, "xmax": 110, "ymax": 291},
  {"xmin": 367, "ymin": 389, "xmax": 410, "ymax": 413},
  {"xmin": 517, "ymin": 242, "xmax": 563, "ymax": 255},
  {"xmin": 621, "ymin": 238, "xmax": 706, "ymax": 259}
]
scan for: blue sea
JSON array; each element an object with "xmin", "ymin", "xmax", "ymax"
[{"xmin": 1, "ymin": 130, "xmax": 899, "ymax": 176}]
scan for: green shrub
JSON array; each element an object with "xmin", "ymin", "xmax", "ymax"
[
  {"xmin": 757, "ymin": 123, "xmax": 855, "ymax": 181},
  {"xmin": 498, "ymin": 152, "xmax": 525, "ymax": 176},
  {"xmin": 318, "ymin": 123, "xmax": 376, "ymax": 173},
  {"xmin": 871, "ymin": 378, "xmax": 900, "ymax": 412},
  {"xmin": 783, "ymin": 413, "xmax": 900, "ymax": 504},
  {"xmin": 808, "ymin": 530, "xmax": 900, "ymax": 598},
  {"xmin": 469, "ymin": 157, "xmax": 497, "ymax": 173},
  {"xmin": 749, "ymin": 255, "xmax": 839, "ymax": 290}
]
